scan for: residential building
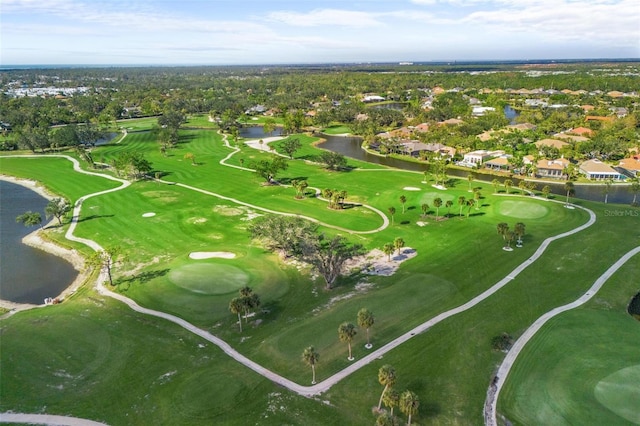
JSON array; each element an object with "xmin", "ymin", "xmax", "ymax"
[
  {"xmin": 618, "ymin": 157, "xmax": 640, "ymax": 178},
  {"xmin": 462, "ymin": 150, "xmax": 504, "ymax": 167},
  {"xmin": 535, "ymin": 158, "xmax": 570, "ymax": 179},
  {"xmin": 534, "ymin": 139, "xmax": 569, "ymax": 150},
  {"xmin": 579, "ymin": 159, "xmax": 626, "ymax": 181}
]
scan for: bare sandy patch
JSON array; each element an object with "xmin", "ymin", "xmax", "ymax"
[
  {"xmin": 345, "ymin": 247, "xmax": 417, "ymax": 276},
  {"xmin": 214, "ymin": 205, "xmax": 244, "ymax": 216},
  {"xmin": 189, "ymin": 251, "xmax": 236, "ymax": 259},
  {"xmin": 403, "ymin": 187, "xmax": 421, "ymax": 191},
  {"xmin": 142, "ymin": 212, "xmax": 156, "ymax": 217}
]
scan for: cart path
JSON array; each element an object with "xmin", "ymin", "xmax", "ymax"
[
  {"xmin": 0, "ymin": 154, "xmax": 597, "ymax": 424},
  {"xmin": 0, "ymin": 412, "xmax": 109, "ymax": 426},
  {"xmin": 485, "ymin": 246, "xmax": 640, "ymax": 426}
]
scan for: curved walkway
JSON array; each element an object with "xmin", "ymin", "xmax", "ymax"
[
  {"xmin": 0, "ymin": 153, "xmax": 598, "ymax": 423},
  {"xmin": 485, "ymin": 245, "xmax": 640, "ymax": 426},
  {"xmin": 0, "ymin": 413, "xmax": 109, "ymax": 426}
]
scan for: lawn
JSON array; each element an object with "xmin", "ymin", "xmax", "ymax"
[{"xmin": 1, "ymin": 126, "xmax": 637, "ymax": 425}]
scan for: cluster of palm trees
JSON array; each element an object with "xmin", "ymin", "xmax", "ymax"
[
  {"xmin": 301, "ymin": 308, "xmax": 375, "ymax": 385},
  {"xmin": 228, "ymin": 286, "xmax": 261, "ymax": 333},
  {"xmin": 496, "ymin": 222, "xmax": 526, "ymax": 250},
  {"xmin": 382, "ymin": 237, "xmax": 405, "ymax": 261},
  {"xmin": 322, "ymin": 188, "xmax": 348, "ymax": 209},
  {"xmin": 376, "ymin": 365, "xmax": 420, "ymax": 426}
]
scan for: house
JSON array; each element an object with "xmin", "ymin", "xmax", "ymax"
[
  {"xmin": 438, "ymin": 118, "xmax": 464, "ymax": 126},
  {"xmin": 585, "ymin": 115, "xmax": 614, "ymax": 123},
  {"xmin": 553, "ymin": 133, "xmax": 589, "ymax": 143},
  {"xmin": 362, "ymin": 95, "xmax": 385, "ymax": 103},
  {"xmin": 484, "ymin": 155, "xmax": 511, "ymax": 171},
  {"xmin": 535, "ymin": 158, "xmax": 570, "ymax": 179},
  {"xmin": 579, "ymin": 159, "xmax": 626, "ymax": 181},
  {"xmin": 472, "ymin": 106, "xmax": 496, "ymax": 116},
  {"xmin": 245, "ymin": 104, "xmax": 266, "ymax": 115},
  {"xmin": 506, "ymin": 123, "xmax": 537, "ymax": 131},
  {"xmin": 534, "ymin": 139, "xmax": 569, "ymax": 150},
  {"xmin": 413, "ymin": 123, "xmax": 430, "ymax": 133},
  {"xmin": 618, "ymin": 157, "xmax": 640, "ymax": 178},
  {"xmin": 462, "ymin": 150, "xmax": 504, "ymax": 167},
  {"xmin": 568, "ymin": 127, "xmax": 594, "ymax": 137}
]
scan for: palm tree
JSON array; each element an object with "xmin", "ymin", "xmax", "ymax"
[
  {"xmin": 630, "ymin": 179, "xmax": 640, "ymax": 205},
  {"xmin": 445, "ymin": 200, "xmax": 453, "ymax": 217},
  {"xmin": 377, "ymin": 365, "xmax": 397, "ymax": 410},
  {"xmin": 497, "ymin": 222, "xmax": 509, "ymax": 247},
  {"xmin": 302, "ymin": 346, "xmax": 319, "ymax": 384},
  {"xmin": 492, "ymin": 178, "xmax": 500, "ymax": 193},
  {"xmin": 514, "ymin": 222, "xmax": 526, "ymax": 247},
  {"xmin": 518, "ymin": 180, "xmax": 527, "ymax": 195},
  {"xmin": 504, "ymin": 179, "xmax": 513, "ymax": 194},
  {"xmin": 376, "ymin": 412, "xmax": 396, "ymax": 426},
  {"xmin": 338, "ymin": 322, "xmax": 357, "ymax": 361},
  {"xmin": 399, "ymin": 390, "xmax": 419, "ymax": 426},
  {"xmin": 394, "ymin": 237, "xmax": 405, "ymax": 255},
  {"xmin": 357, "ymin": 308, "xmax": 375, "ymax": 349},
  {"xmin": 388, "ymin": 206, "xmax": 396, "ymax": 225},
  {"xmin": 466, "ymin": 199, "xmax": 475, "ymax": 218},
  {"xmin": 458, "ymin": 196, "xmax": 466, "ymax": 217},
  {"xmin": 433, "ymin": 197, "xmax": 443, "ymax": 220},
  {"xmin": 383, "ymin": 243, "xmax": 395, "ymax": 261},
  {"xmin": 229, "ymin": 297, "xmax": 244, "ymax": 332},
  {"xmin": 542, "ymin": 185, "xmax": 551, "ymax": 199},
  {"xmin": 473, "ymin": 190, "xmax": 481, "ymax": 209},
  {"xmin": 602, "ymin": 178, "xmax": 613, "ymax": 203},
  {"xmin": 382, "ymin": 388, "xmax": 400, "ymax": 416},
  {"xmin": 399, "ymin": 195, "xmax": 407, "ymax": 213},
  {"xmin": 467, "ymin": 172, "xmax": 474, "ymax": 192},
  {"xmin": 564, "ymin": 181, "xmax": 575, "ymax": 205},
  {"xmin": 421, "ymin": 203, "xmax": 429, "ymax": 219}
]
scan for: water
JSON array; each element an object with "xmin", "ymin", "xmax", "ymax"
[
  {"xmin": 504, "ymin": 105, "xmax": 519, "ymax": 124},
  {"xmin": 0, "ymin": 180, "xmax": 78, "ymax": 304},
  {"xmin": 239, "ymin": 125, "xmax": 283, "ymax": 138}
]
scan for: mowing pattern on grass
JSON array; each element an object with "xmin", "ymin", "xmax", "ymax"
[
  {"xmin": 594, "ymin": 364, "xmax": 640, "ymax": 424},
  {"xmin": 168, "ymin": 263, "xmax": 249, "ymax": 295}
]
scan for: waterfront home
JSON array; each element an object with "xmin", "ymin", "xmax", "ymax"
[
  {"xmin": 579, "ymin": 159, "xmax": 626, "ymax": 181},
  {"xmin": 618, "ymin": 157, "xmax": 640, "ymax": 178},
  {"xmin": 535, "ymin": 158, "xmax": 570, "ymax": 179},
  {"xmin": 484, "ymin": 155, "xmax": 512, "ymax": 171},
  {"xmin": 462, "ymin": 150, "xmax": 504, "ymax": 167}
]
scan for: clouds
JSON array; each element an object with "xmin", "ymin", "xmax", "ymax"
[{"xmin": 1, "ymin": 0, "xmax": 638, "ymax": 65}]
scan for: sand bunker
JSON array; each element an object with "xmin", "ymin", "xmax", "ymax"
[
  {"xmin": 189, "ymin": 252, "xmax": 236, "ymax": 259},
  {"xmin": 142, "ymin": 212, "xmax": 156, "ymax": 217},
  {"xmin": 403, "ymin": 187, "xmax": 421, "ymax": 191}
]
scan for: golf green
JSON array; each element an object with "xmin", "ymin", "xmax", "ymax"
[
  {"xmin": 168, "ymin": 263, "xmax": 249, "ymax": 295},
  {"xmin": 497, "ymin": 200, "xmax": 549, "ymax": 219},
  {"xmin": 594, "ymin": 364, "xmax": 640, "ymax": 424}
]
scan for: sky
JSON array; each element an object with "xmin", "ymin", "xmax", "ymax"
[{"xmin": 1, "ymin": 0, "xmax": 639, "ymax": 65}]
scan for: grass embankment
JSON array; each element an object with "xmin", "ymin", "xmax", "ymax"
[{"xmin": 1, "ymin": 125, "xmax": 637, "ymax": 424}]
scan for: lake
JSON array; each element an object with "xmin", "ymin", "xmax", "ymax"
[{"xmin": 0, "ymin": 180, "xmax": 78, "ymax": 304}]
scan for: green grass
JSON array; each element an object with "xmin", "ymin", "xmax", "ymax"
[
  {"xmin": 1, "ymin": 126, "xmax": 638, "ymax": 425},
  {"xmin": 321, "ymin": 125, "xmax": 352, "ymax": 135}
]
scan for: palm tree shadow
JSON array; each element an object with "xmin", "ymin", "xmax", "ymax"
[
  {"xmin": 115, "ymin": 268, "xmax": 170, "ymax": 290},
  {"xmin": 77, "ymin": 214, "xmax": 115, "ymax": 223}
]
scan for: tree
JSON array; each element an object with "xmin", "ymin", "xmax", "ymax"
[
  {"xmin": 602, "ymin": 178, "xmax": 613, "ymax": 203},
  {"xmin": 466, "ymin": 199, "xmax": 475, "ymax": 218},
  {"xmin": 445, "ymin": 199, "xmax": 453, "ymax": 217},
  {"xmin": 248, "ymin": 215, "xmax": 317, "ymax": 257},
  {"xmin": 252, "ymin": 157, "xmax": 288, "ymax": 183},
  {"xmin": 514, "ymin": 222, "xmax": 526, "ymax": 247},
  {"xmin": 504, "ymin": 179, "xmax": 513, "ymax": 194},
  {"xmin": 492, "ymin": 178, "xmax": 500, "ymax": 193},
  {"xmin": 377, "ymin": 365, "xmax": 397, "ymax": 410},
  {"xmin": 376, "ymin": 412, "xmax": 398, "ymax": 426},
  {"xmin": 88, "ymin": 246, "xmax": 123, "ymax": 286},
  {"xmin": 291, "ymin": 179, "xmax": 309, "ymax": 199},
  {"xmin": 630, "ymin": 179, "xmax": 640, "ymax": 206},
  {"xmin": 263, "ymin": 117, "xmax": 276, "ymax": 136},
  {"xmin": 338, "ymin": 322, "xmax": 357, "ymax": 361},
  {"xmin": 388, "ymin": 206, "xmax": 396, "ymax": 225},
  {"xmin": 45, "ymin": 198, "xmax": 71, "ymax": 225},
  {"xmin": 457, "ymin": 196, "xmax": 466, "ymax": 217},
  {"xmin": 564, "ymin": 181, "xmax": 575, "ymax": 205},
  {"xmin": 300, "ymin": 234, "xmax": 365, "ymax": 289},
  {"xmin": 542, "ymin": 185, "xmax": 551, "ymax": 199},
  {"xmin": 15, "ymin": 211, "xmax": 42, "ymax": 228},
  {"xmin": 383, "ymin": 242, "xmax": 395, "ymax": 261},
  {"xmin": 394, "ymin": 237, "xmax": 405, "ymax": 255},
  {"xmin": 467, "ymin": 173, "xmax": 475, "ymax": 192},
  {"xmin": 229, "ymin": 297, "xmax": 244, "ymax": 332},
  {"xmin": 280, "ymin": 137, "xmax": 302, "ymax": 159},
  {"xmin": 518, "ymin": 180, "xmax": 527, "ymax": 195},
  {"xmin": 433, "ymin": 197, "xmax": 443, "ymax": 220},
  {"xmin": 497, "ymin": 222, "xmax": 509, "ymax": 247},
  {"xmin": 421, "ymin": 203, "xmax": 429, "ymax": 219},
  {"xmin": 382, "ymin": 388, "xmax": 400, "ymax": 416},
  {"xmin": 399, "ymin": 195, "xmax": 407, "ymax": 214},
  {"xmin": 302, "ymin": 346, "xmax": 319, "ymax": 385},
  {"xmin": 399, "ymin": 390, "xmax": 419, "ymax": 425},
  {"xmin": 357, "ymin": 308, "xmax": 375, "ymax": 349},
  {"xmin": 474, "ymin": 189, "xmax": 482, "ymax": 209},
  {"xmin": 238, "ymin": 286, "xmax": 260, "ymax": 322},
  {"xmin": 184, "ymin": 152, "xmax": 196, "ymax": 165},
  {"xmin": 319, "ymin": 151, "xmax": 348, "ymax": 170}
]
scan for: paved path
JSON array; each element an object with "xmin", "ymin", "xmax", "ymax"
[
  {"xmin": 485, "ymin": 246, "xmax": 640, "ymax": 426},
  {"xmin": 0, "ymin": 153, "xmax": 599, "ymax": 423},
  {"xmin": 0, "ymin": 412, "xmax": 109, "ymax": 426}
]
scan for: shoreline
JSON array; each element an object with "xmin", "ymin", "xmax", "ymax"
[{"xmin": 0, "ymin": 175, "xmax": 90, "ymax": 313}]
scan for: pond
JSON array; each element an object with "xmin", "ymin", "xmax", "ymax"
[{"xmin": 0, "ymin": 180, "xmax": 78, "ymax": 304}]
